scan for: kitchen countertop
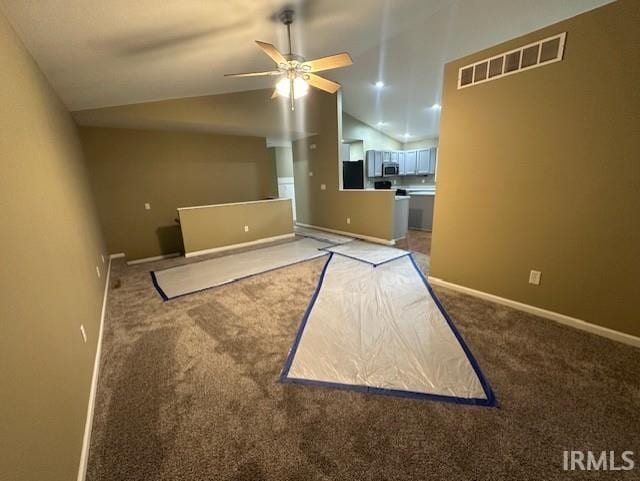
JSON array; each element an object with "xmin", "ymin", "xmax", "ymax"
[
  {"xmin": 407, "ymin": 191, "xmax": 435, "ymax": 196},
  {"xmin": 360, "ymin": 187, "xmax": 436, "ymax": 196}
]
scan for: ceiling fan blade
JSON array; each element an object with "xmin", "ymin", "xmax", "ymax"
[
  {"xmin": 224, "ymin": 70, "xmax": 281, "ymax": 78},
  {"xmin": 303, "ymin": 52, "xmax": 353, "ymax": 73},
  {"xmin": 255, "ymin": 40, "xmax": 288, "ymax": 66},
  {"xmin": 306, "ymin": 73, "xmax": 341, "ymax": 94}
]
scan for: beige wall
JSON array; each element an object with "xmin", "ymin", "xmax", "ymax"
[
  {"xmin": 431, "ymin": 0, "xmax": 640, "ymax": 337},
  {"xmin": 293, "ymin": 92, "xmax": 395, "ymax": 241},
  {"xmin": 342, "ymin": 112, "xmax": 403, "ymax": 152},
  {"xmin": 402, "ymin": 138, "xmax": 438, "ymax": 150},
  {"xmin": 270, "ymin": 146, "xmax": 294, "ymax": 178},
  {"xmin": 73, "ymin": 88, "xmax": 308, "ymax": 141},
  {"xmin": 80, "ymin": 126, "xmax": 277, "ymax": 260},
  {"xmin": 0, "ymin": 11, "xmax": 107, "ymax": 481},
  {"xmin": 179, "ymin": 199, "xmax": 294, "ymax": 255}
]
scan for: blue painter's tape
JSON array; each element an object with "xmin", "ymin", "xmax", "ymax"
[
  {"xmin": 318, "ymin": 246, "xmax": 411, "ymax": 267},
  {"xmin": 280, "ymin": 253, "xmax": 334, "ymax": 381},
  {"xmin": 149, "ymin": 271, "xmax": 169, "ymax": 301}
]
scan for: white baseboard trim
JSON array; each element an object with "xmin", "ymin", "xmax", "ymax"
[
  {"xmin": 77, "ymin": 256, "xmax": 112, "ymax": 481},
  {"xmin": 428, "ymin": 276, "xmax": 640, "ymax": 348},
  {"xmin": 295, "ymin": 223, "xmax": 394, "ymax": 246},
  {"xmin": 126, "ymin": 252, "xmax": 180, "ymax": 265},
  {"xmin": 109, "ymin": 252, "xmax": 125, "ymax": 260},
  {"xmin": 185, "ymin": 233, "xmax": 295, "ymax": 258}
]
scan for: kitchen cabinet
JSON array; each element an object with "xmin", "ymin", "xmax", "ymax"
[
  {"xmin": 417, "ymin": 149, "xmax": 430, "ymax": 174},
  {"xmin": 366, "ymin": 148, "xmax": 436, "ymax": 178},
  {"xmin": 398, "ymin": 151, "xmax": 406, "ymax": 175},
  {"xmin": 366, "ymin": 150, "xmax": 374, "ymax": 177},
  {"xmin": 428, "ymin": 147, "xmax": 437, "ymax": 174},
  {"xmin": 404, "ymin": 150, "xmax": 417, "ymax": 175},
  {"xmin": 375, "ymin": 151, "xmax": 383, "ymax": 176},
  {"xmin": 340, "ymin": 143, "xmax": 350, "ymax": 162},
  {"xmin": 366, "ymin": 150, "xmax": 384, "ymax": 177}
]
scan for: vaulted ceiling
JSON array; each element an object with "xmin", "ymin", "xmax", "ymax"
[{"xmin": 1, "ymin": 0, "xmax": 611, "ymax": 141}]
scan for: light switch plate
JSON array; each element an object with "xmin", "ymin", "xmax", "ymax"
[
  {"xmin": 320, "ymin": 184, "xmax": 326, "ymax": 190},
  {"xmin": 244, "ymin": 225, "xmax": 249, "ymax": 232},
  {"xmin": 346, "ymin": 217, "xmax": 351, "ymax": 224},
  {"xmin": 144, "ymin": 202, "xmax": 151, "ymax": 210}
]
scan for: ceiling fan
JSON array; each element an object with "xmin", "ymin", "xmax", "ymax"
[{"xmin": 224, "ymin": 9, "xmax": 353, "ymax": 111}]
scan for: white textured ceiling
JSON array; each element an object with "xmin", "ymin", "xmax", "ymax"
[{"xmin": 1, "ymin": 0, "xmax": 611, "ymax": 141}]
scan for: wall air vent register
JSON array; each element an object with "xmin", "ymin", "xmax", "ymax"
[{"xmin": 458, "ymin": 32, "xmax": 566, "ymax": 89}]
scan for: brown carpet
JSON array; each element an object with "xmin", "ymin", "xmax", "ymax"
[
  {"xmin": 395, "ymin": 229, "xmax": 431, "ymax": 256},
  {"xmin": 87, "ymin": 240, "xmax": 640, "ymax": 481}
]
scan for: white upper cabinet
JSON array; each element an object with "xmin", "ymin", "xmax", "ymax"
[
  {"xmin": 417, "ymin": 149, "xmax": 430, "ymax": 174},
  {"xmin": 404, "ymin": 150, "xmax": 417, "ymax": 175},
  {"xmin": 366, "ymin": 150, "xmax": 384, "ymax": 177},
  {"xmin": 398, "ymin": 151, "xmax": 406, "ymax": 175},
  {"xmin": 341, "ymin": 143, "xmax": 350, "ymax": 162},
  {"xmin": 366, "ymin": 147, "xmax": 436, "ymax": 178},
  {"xmin": 428, "ymin": 147, "xmax": 437, "ymax": 174},
  {"xmin": 366, "ymin": 150, "xmax": 375, "ymax": 177},
  {"xmin": 374, "ymin": 151, "xmax": 383, "ymax": 176}
]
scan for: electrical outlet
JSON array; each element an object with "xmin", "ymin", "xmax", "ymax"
[
  {"xmin": 393, "ymin": 179, "xmax": 397, "ymax": 185},
  {"xmin": 310, "ymin": 144, "xmax": 317, "ymax": 150},
  {"xmin": 244, "ymin": 225, "xmax": 249, "ymax": 232},
  {"xmin": 309, "ymin": 172, "xmax": 314, "ymax": 177},
  {"xmin": 95, "ymin": 266, "xmax": 100, "ymax": 279},
  {"xmin": 320, "ymin": 184, "xmax": 326, "ymax": 190},
  {"xmin": 346, "ymin": 217, "xmax": 351, "ymax": 225},
  {"xmin": 80, "ymin": 325, "xmax": 87, "ymax": 343},
  {"xmin": 144, "ymin": 202, "xmax": 151, "ymax": 210},
  {"xmin": 529, "ymin": 270, "xmax": 541, "ymax": 285},
  {"xmin": 421, "ymin": 178, "xmax": 426, "ymax": 183}
]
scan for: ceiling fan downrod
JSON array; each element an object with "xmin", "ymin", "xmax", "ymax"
[{"xmin": 279, "ymin": 9, "xmax": 295, "ymax": 56}]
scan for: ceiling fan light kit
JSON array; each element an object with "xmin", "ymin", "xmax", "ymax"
[{"xmin": 224, "ymin": 9, "xmax": 353, "ymax": 110}]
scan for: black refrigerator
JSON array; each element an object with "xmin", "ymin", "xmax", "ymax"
[{"xmin": 342, "ymin": 160, "xmax": 364, "ymax": 189}]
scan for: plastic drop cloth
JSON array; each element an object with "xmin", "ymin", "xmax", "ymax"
[
  {"xmin": 151, "ymin": 238, "xmax": 330, "ymax": 300},
  {"xmin": 323, "ymin": 240, "xmax": 409, "ymax": 266},
  {"xmin": 281, "ymin": 253, "xmax": 495, "ymax": 405}
]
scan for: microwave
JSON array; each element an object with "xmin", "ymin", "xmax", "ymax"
[{"xmin": 382, "ymin": 162, "xmax": 399, "ymax": 177}]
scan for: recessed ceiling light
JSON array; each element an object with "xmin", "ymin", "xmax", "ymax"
[
  {"xmin": 377, "ymin": 121, "xmax": 387, "ymax": 127},
  {"xmin": 431, "ymin": 103, "xmax": 442, "ymax": 110},
  {"xmin": 403, "ymin": 133, "xmax": 412, "ymax": 138},
  {"xmin": 375, "ymin": 81, "xmax": 385, "ymax": 88}
]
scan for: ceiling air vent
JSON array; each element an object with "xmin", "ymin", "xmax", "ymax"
[{"xmin": 458, "ymin": 32, "xmax": 566, "ymax": 89}]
